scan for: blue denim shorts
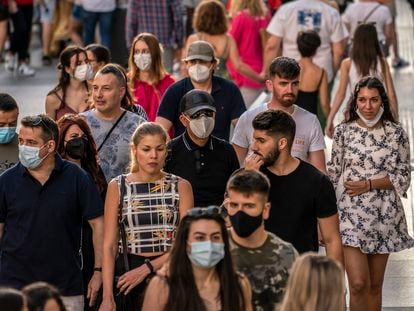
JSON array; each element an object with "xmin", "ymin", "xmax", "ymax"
[{"xmin": 71, "ymin": 4, "xmax": 83, "ymax": 20}]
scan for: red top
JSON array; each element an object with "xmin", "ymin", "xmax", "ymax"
[{"xmin": 133, "ymin": 73, "xmax": 175, "ymax": 122}]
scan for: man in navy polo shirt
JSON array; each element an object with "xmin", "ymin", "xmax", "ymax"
[
  {"xmin": 156, "ymin": 40, "xmax": 247, "ymax": 141},
  {"xmin": 0, "ymin": 115, "xmax": 104, "ymax": 311}
]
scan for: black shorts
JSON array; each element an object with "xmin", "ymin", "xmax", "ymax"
[{"xmin": 0, "ymin": 3, "xmax": 9, "ymax": 22}]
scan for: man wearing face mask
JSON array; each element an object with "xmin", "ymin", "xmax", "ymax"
[
  {"xmin": 0, "ymin": 93, "xmax": 19, "ymax": 175},
  {"xmin": 164, "ymin": 90, "xmax": 240, "ymax": 207},
  {"xmin": 156, "ymin": 40, "xmax": 246, "ymax": 141},
  {"xmin": 0, "ymin": 115, "xmax": 104, "ymax": 311},
  {"xmin": 225, "ymin": 169, "xmax": 297, "ymax": 311},
  {"xmin": 246, "ymin": 110, "xmax": 343, "ymax": 265}
]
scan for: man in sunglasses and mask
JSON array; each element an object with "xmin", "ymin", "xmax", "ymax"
[
  {"xmin": 164, "ymin": 90, "xmax": 239, "ymax": 207},
  {"xmin": 225, "ymin": 169, "xmax": 297, "ymax": 311}
]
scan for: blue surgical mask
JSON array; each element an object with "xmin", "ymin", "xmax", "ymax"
[
  {"xmin": 0, "ymin": 127, "xmax": 16, "ymax": 144},
  {"xmin": 188, "ymin": 241, "xmax": 225, "ymax": 268},
  {"xmin": 18, "ymin": 144, "xmax": 48, "ymax": 169}
]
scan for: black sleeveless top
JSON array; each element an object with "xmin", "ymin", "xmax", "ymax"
[{"xmin": 295, "ymin": 70, "xmax": 324, "ymax": 115}]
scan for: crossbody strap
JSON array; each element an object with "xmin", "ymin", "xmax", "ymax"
[
  {"xmin": 363, "ymin": 4, "xmax": 381, "ymax": 23},
  {"xmin": 97, "ymin": 110, "xmax": 127, "ymax": 152},
  {"xmin": 118, "ymin": 175, "xmax": 130, "ymax": 272}
]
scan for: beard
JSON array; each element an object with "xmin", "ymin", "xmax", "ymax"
[
  {"xmin": 256, "ymin": 148, "xmax": 280, "ymax": 167},
  {"xmin": 274, "ymin": 87, "xmax": 297, "ymax": 107}
]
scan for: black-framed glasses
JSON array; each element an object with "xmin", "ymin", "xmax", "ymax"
[
  {"xmin": 191, "ymin": 110, "xmax": 214, "ymax": 119},
  {"xmin": 187, "ymin": 206, "xmax": 227, "ymax": 218}
]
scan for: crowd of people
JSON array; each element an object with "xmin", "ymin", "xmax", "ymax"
[{"xmin": 0, "ymin": 0, "xmax": 413, "ymax": 311}]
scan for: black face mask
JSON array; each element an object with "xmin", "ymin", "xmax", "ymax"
[
  {"xmin": 229, "ymin": 210, "xmax": 263, "ymax": 238},
  {"xmin": 65, "ymin": 137, "xmax": 87, "ymax": 160}
]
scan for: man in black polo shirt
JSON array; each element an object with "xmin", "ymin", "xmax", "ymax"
[
  {"xmin": 0, "ymin": 115, "xmax": 104, "ymax": 310},
  {"xmin": 245, "ymin": 110, "xmax": 343, "ymax": 265},
  {"xmin": 156, "ymin": 40, "xmax": 246, "ymax": 141},
  {"xmin": 164, "ymin": 90, "xmax": 240, "ymax": 207}
]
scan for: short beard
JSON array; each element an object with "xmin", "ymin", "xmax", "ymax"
[{"xmin": 262, "ymin": 149, "xmax": 280, "ymax": 167}]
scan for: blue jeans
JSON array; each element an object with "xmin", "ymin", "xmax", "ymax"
[{"xmin": 82, "ymin": 10, "xmax": 113, "ymax": 47}]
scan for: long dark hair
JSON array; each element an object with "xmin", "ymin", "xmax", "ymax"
[
  {"xmin": 22, "ymin": 282, "xmax": 67, "ymax": 311},
  {"xmin": 351, "ymin": 23, "xmax": 385, "ymax": 76},
  {"xmin": 166, "ymin": 214, "xmax": 246, "ymax": 311},
  {"xmin": 48, "ymin": 45, "xmax": 89, "ymax": 102},
  {"xmin": 56, "ymin": 114, "xmax": 107, "ymax": 194},
  {"xmin": 347, "ymin": 76, "xmax": 395, "ymax": 123}
]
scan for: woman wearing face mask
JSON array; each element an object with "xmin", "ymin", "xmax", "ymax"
[
  {"xmin": 327, "ymin": 76, "xmax": 414, "ymax": 311},
  {"xmin": 45, "ymin": 46, "xmax": 93, "ymax": 121},
  {"xmin": 142, "ymin": 207, "xmax": 252, "ymax": 311},
  {"xmin": 100, "ymin": 122, "xmax": 193, "ymax": 311},
  {"xmin": 128, "ymin": 33, "xmax": 175, "ymax": 122},
  {"xmin": 56, "ymin": 114, "xmax": 107, "ymax": 310}
]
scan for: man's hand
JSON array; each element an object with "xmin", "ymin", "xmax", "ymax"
[
  {"xmin": 117, "ymin": 264, "xmax": 150, "ymax": 295},
  {"xmin": 244, "ymin": 153, "xmax": 263, "ymax": 171},
  {"xmin": 344, "ymin": 180, "xmax": 370, "ymax": 197},
  {"xmin": 88, "ymin": 271, "xmax": 103, "ymax": 307}
]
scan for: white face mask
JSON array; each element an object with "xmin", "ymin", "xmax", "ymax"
[
  {"xmin": 18, "ymin": 144, "xmax": 49, "ymax": 169},
  {"xmin": 74, "ymin": 64, "xmax": 92, "ymax": 81},
  {"xmin": 134, "ymin": 53, "xmax": 152, "ymax": 71},
  {"xmin": 356, "ymin": 106, "xmax": 384, "ymax": 127},
  {"xmin": 187, "ymin": 116, "xmax": 215, "ymax": 138},
  {"xmin": 188, "ymin": 64, "xmax": 210, "ymax": 83}
]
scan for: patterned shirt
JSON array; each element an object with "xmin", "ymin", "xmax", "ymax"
[
  {"xmin": 230, "ymin": 232, "xmax": 298, "ymax": 311},
  {"xmin": 81, "ymin": 109, "xmax": 146, "ymax": 182},
  {"xmin": 126, "ymin": 0, "xmax": 184, "ymax": 48},
  {"xmin": 117, "ymin": 174, "xmax": 180, "ymax": 254}
]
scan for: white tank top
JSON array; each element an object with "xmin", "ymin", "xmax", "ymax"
[{"xmin": 348, "ymin": 59, "xmax": 385, "ymax": 94}]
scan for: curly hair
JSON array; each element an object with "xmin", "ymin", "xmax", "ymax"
[
  {"xmin": 193, "ymin": 0, "xmax": 228, "ymax": 35},
  {"xmin": 347, "ymin": 76, "xmax": 395, "ymax": 123}
]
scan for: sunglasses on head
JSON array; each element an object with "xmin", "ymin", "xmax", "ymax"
[{"xmin": 187, "ymin": 206, "xmax": 227, "ymax": 218}]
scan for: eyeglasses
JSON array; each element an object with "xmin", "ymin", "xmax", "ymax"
[
  {"xmin": 187, "ymin": 206, "xmax": 227, "ymax": 218},
  {"xmin": 191, "ymin": 110, "xmax": 214, "ymax": 119}
]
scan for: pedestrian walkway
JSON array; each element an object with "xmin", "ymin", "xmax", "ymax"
[{"xmin": 0, "ymin": 1, "xmax": 414, "ymax": 309}]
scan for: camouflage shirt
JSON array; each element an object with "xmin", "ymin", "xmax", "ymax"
[
  {"xmin": 0, "ymin": 136, "xmax": 18, "ymax": 175},
  {"xmin": 230, "ymin": 231, "xmax": 298, "ymax": 311}
]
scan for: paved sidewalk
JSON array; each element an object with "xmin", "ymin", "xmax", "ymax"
[{"xmin": 0, "ymin": 1, "xmax": 413, "ymax": 309}]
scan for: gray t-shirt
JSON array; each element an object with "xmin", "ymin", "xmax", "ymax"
[
  {"xmin": 0, "ymin": 136, "xmax": 19, "ymax": 175},
  {"xmin": 230, "ymin": 231, "xmax": 298, "ymax": 311},
  {"xmin": 81, "ymin": 109, "xmax": 146, "ymax": 181}
]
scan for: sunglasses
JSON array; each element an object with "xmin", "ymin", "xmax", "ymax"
[
  {"xmin": 190, "ymin": 110, "xmax": 214, "ymax": 119},
  {"xmin": 187, "ymin": 206, "xmax": 227, "ymax": 218},
  {"xmin": 25, "ymin": 115, "xmax": 55, "ymax": 140}
]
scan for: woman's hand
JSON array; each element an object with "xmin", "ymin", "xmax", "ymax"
[
  {"xmin": 325, "ymin": 118, "xmax": 334, "ymax": 139},
  {"xmin": 99, "ymin": 298, "xmax": 116, "ymax": 311},
  {"xmin": 344, "ymin": 180, "xmax": 370, "ymax": 197},
  {"xmin": 117, "ymin": 264, "xmax": 150, "ymax": 295}
]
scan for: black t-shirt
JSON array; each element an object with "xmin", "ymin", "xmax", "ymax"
[
  {"xmin": 157, "ymin": 76, "xmax": 246, "ymax": 141},
  {"xmin": 164, "ymin": 132, "xmax": 240, "ymax": 207},
  {"xmin": 261, "ymin": 160, "xmax": 337, "ymax": 253}
]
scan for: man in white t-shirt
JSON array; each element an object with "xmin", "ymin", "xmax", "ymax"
[
  {"xmin": 342, "ymin": 0, "xmax": 392, "ymax": 49},
  {"xmin": 264, "ymin": 0, "xmax": 348, "ymax": 83},
  {"xmin": 232, "ymin": 57, "xmax": 326, "ymax": 172}
]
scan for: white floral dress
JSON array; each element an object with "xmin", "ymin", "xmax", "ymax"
[{"xmin": 328, "ymin": 120, "xmax": 414, "ymax": 254}]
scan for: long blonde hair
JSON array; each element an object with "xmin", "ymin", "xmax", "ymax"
[
  {"xmin": 129, "ymin": 122, "xmax": 168, "ymax": 173},
  {"xmin": 229, "ymin": 0, "xmax": 267, "ymax": 18},
  {"xmin": 280, "ymin": 253, "xmax": 345, "ymax": 311}
]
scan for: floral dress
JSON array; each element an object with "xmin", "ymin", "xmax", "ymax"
[{"xmin": 328, "ymin": 120, "xmax": 414, "ymax": 254}]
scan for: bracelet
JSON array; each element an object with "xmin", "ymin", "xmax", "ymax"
[
  {"xmin": 144, "ymin": 259, "xmax": 155, "ymax": 274},
  {"xmin": 369, "ymin": 179, "xmax": 372, "ymax": 191},
  {"xmin": 93, "ymin": 267, "xmax": 102, "ymax": 272}
]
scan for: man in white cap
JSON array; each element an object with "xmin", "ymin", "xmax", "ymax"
[{"xmin": 156, "ymin": 40, "xmax": 246, "ymax": 141}]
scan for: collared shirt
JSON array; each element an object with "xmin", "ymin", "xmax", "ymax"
[
  {"xmin": 0, "ymin": 155, "xmax": 103, "ymax": 295},
  {"xmin": 164, "ymin": 132, "xmax": 240, "ymax": 207},
  {"xmin": 157, "ymin": 76, "xmax": 246, "ymax": 141},
  {"xmin": 126, "ymin": 0, "xmax": 184, "ymax": 48}
]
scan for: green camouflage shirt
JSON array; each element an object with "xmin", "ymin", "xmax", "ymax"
[{"xmin": 230, "ymin": 231, "xmax": 298, "ymax": 311}]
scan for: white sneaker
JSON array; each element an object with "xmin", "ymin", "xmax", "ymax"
[
  {"xmin": 17, "ymin": 63, "xmax": 35, "ymax": 77},
  {"xmin": 4, "ymin": 53, "xmax": 17, "ymax": 73}
]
